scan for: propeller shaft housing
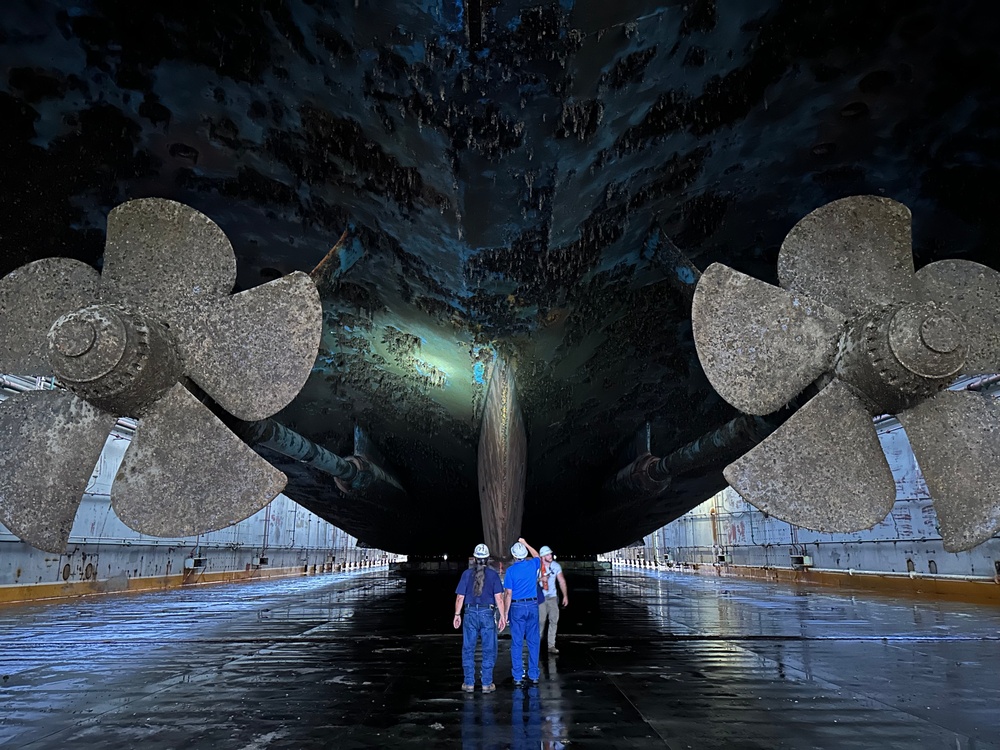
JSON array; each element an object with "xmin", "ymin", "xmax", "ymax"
[{"xmin": 604, "ymin": 453, "xmax": 672, "ymax": 500}]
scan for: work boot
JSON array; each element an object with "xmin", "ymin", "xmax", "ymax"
[
  {"xmin": 461, "ymin": 683, "xmax": 475, "ymax": 692},
  {"xmin": 549, "ymin": 646, "xmax": 559, "ymax": 654},
  {"xmin": 482, "ymin": 683, "xmax": 496, "ymax": 693}
]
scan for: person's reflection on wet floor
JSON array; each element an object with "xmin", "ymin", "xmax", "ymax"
[
  {"xmin": 511, "ymin": 685, "xmax": 543, "ymax": 749},
  {"xmin": 540, "ymin": 654, "xmax": 568, "ymax": 748},
  {"xmin": 461, "ymin": 692, "xmax": 501, "ymax": 750},
  {"xmin": 461, "ymin": 663, "xmax": 568, "ymax": 749}
]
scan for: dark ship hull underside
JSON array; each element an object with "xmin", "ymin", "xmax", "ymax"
[{"xmin": 2, "ymin": 1, "xmax": 999, "ymax": 555}]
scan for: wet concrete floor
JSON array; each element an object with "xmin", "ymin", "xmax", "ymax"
[{"xmin": 1, "ymin": 567, "xmax": 998, "ymax": 749}]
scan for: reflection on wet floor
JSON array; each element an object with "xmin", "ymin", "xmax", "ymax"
[{"xmin": 1, "ymin": 567, "xmax": 998, "ymax": 748}]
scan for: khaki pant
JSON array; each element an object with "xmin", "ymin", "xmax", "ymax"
[{"xmin": 538, "ymin": 596, "xmax": 560, "ymax": 647}]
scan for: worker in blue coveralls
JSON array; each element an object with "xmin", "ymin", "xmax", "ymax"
[
  {"xmin": 454, "ymin": 543, "xmax": 507, "ymax": 693},
  {"xmin": 503, "ymin": 537, "xmax": 542, "ymax": 686}
]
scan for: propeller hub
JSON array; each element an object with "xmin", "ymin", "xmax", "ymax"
[
  {"xmin": 920, "ymin": 313, "xmax": 961, "ymax": 354},
  {"xmin": 889, "ymin": 303, "xmax": 967, "ymax": 380},
  {"xmin": 51, "ymin": 317, "xmax": 97, "ymax": 358},
  {"xmin": 48, "ymin": 307, "xmax": 128, "ymax": 382},
  {"xmin": 836, "ymin": 302, "xmax": 967, "ymax": 415},
  {"xmin": 47, "ymin": 304, "xmax": 182, "ymax": 417}
]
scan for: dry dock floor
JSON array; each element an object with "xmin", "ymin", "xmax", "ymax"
[{"xmin": 1, "ymin": 567, "xmax": 998, "ymax": 748}]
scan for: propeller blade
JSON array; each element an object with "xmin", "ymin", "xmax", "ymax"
[
  {"xmin": 0, "ymin": 258, "xmax": 100, "ymax": 376},
  {"xmin": 111, "ymin": 383, "xmax": 286, "ymax": 537},
  {"xmin": 178, "ymin": 272, "xmax": 322, "ymax": 421},
  {"xmin": 692, "ymin": 263, "xmax": 846, "ymax": 415},
  {"xmin": 778, "ymin": 196, "xmax": 917, "ymax": 316},
  {"xmin": 101, "ymin": 197, "xmax": 237, "ymax": 320},
  {"xmin": 898, "ymin": 389, "xmax": 1000, "ymax": 552},
  {"xmin": 724, "ymin": 380, "xmax": 896, "ymax": 532},
  {"xmin": 916, "ymin": 259, "xmax": 1000, "ymax": 376},
  {"xmin": 0, "ymin": 390, "xmax": 115, "ymax": 553}
]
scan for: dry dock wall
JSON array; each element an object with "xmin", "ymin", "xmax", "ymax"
[
  {"xmin": 613, "ymin": 418, "xmax": 1000, "ymax": 604},
  {"xmin": 0, "ymin": 416, "xmax": 387, "ymax": 604}
]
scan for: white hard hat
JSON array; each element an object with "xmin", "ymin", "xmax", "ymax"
[
  {"xmin": 473, "ymin": 543, "xmax": 490, "ymax": 559},
  {"xmin": 510, "ymin": 542, "xmax": 528, "ymax": 559},
  {"xmin": 539, "ymin": 545, "xmax": 553, "ymax": 556}
]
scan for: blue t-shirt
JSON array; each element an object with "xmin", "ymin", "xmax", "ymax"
[
  {"xmin": 455, "ymin": 566, "xmax": 503, "ymax": 606},
  {"xmin": 504, "ymin": 557, "xmax": 541, "ymax": 600}
]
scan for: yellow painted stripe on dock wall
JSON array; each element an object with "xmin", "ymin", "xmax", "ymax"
[
  {"xmin": 690, "ymin": 564, "xmax": 1000, "ymax": 606},
  {"xmin": 0, "ymin": 566, "xmax": 312, "ymax": 605}
]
